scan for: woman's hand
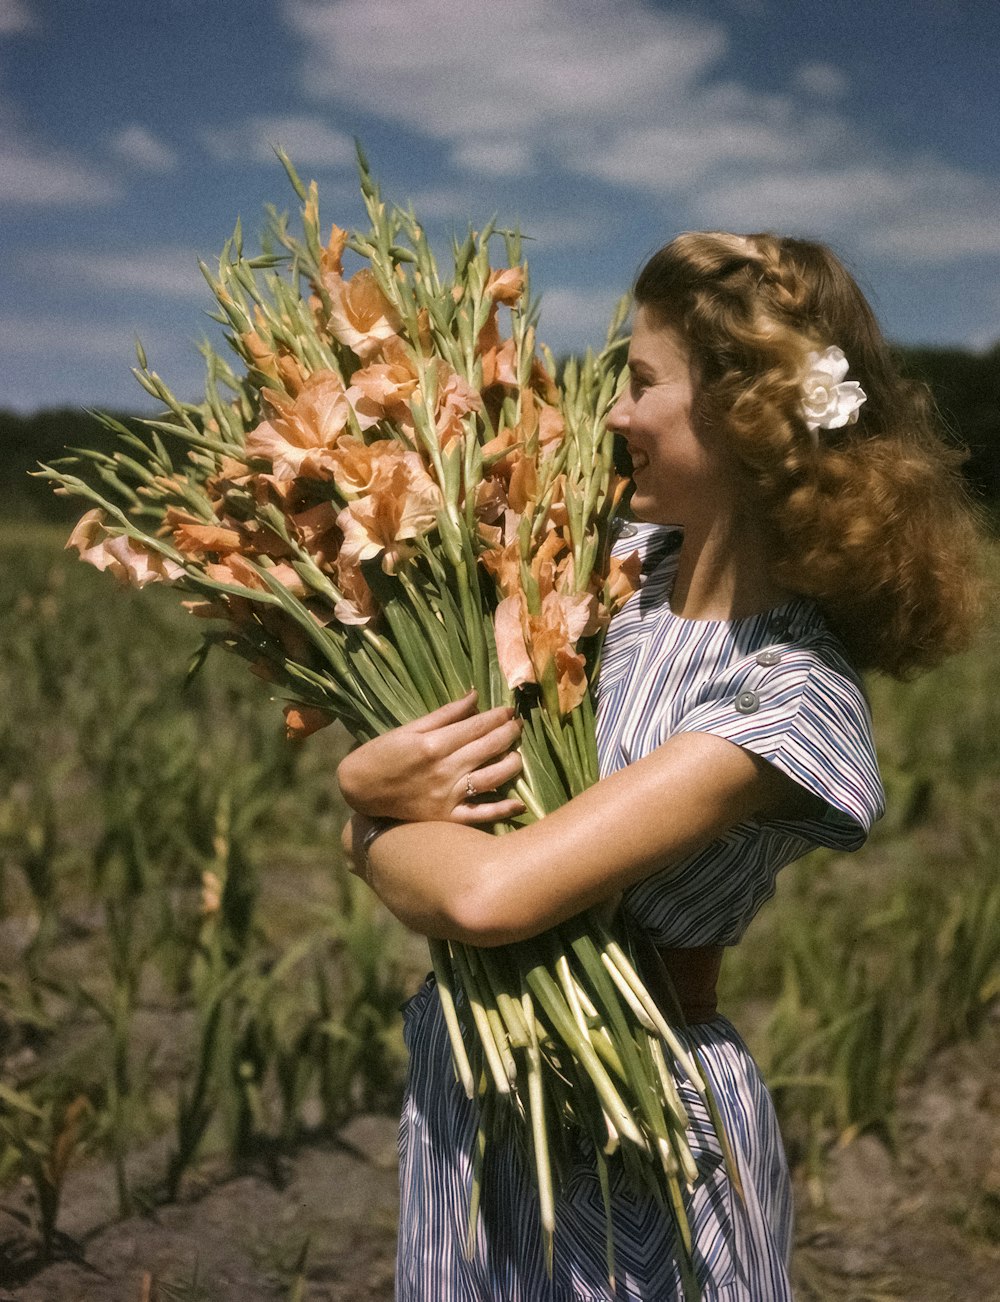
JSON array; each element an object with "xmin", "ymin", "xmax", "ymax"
[{"xmin": 336, "ymin": 690, "xmax": 525, "ymax": 825}]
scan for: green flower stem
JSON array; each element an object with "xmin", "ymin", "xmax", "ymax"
[
  {"xmin": 601, "ymin": 939, "xmax": 706, "ymax": 1096},
  {"xmin": 466, "ymin": 948, "xmax": 518, "ymax": 1087},
  {"xmin": 523, "ymin": 988, "xmax": 555, "ymax": 1272},
  {"xmin": 567, "ymin": 930, "xmax": 690, "ymax": 1139},
  {"xmin": 139, "ymin": 414, "xmax": 238, "ymax": 459},
  {"xmin": 586, "ymin": 1022, "xmax": 628, "ymax": 1085},
  {"xmin": 376, "ymin": 594, "xmax": 450, "ymax": 713},
  {"xmin": 395, "ymin": 569, "xmax": 474, "ymax": 703},
  {"xmin": 476, "ymin": 952, "xmax": 531, "ymax": 1050},
  {"xmin": 465, "ymin": 1084, "xmax": 492, "ymax": 1260},
  {"xmin": 555, "ymin": 951, "xmax": 591, "ymax": 1042},
  {"xmin": 451, "ymin": 944, "xmax": 512, "ymax": 1097},
  {"xmin": 525, "ymin": 961, "xmax": 644, "ymax": 1148},
  {"xmin": 427, "ymin": 939, "xmax": 476, "ymax": 1100},
  {"xmin": 649, "ymin": 1037, "xmax": 691, "ymax": 1133}
]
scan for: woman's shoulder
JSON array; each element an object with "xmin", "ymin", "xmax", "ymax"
[{"xmin": 693, "ymin": 598, "xmax": 872, "ymax": 720}]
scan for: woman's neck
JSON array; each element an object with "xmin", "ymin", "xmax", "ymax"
[{"xmin": 669, "ymin": 515, "xmax": 791, "ymax": 622}]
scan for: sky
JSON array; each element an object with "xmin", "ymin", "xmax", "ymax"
[{"xmin": 2, "ymin": 0, "xmax": 998, "ymax": 413}]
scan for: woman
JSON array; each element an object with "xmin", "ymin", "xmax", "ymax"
[{"xmin": 337, "ymin": 233, "xmax": 985, "ymax": 1299}]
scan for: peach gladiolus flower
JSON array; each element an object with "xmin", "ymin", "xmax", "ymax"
[
  {"xmin": 537, "ymin": 401, "xmax": 564, "ymax": 445},
  {"xmin": 606, "ymin": 548, "xmax": 642, "ymax": 614},
  {"xmin": 481, "ymin": 337, "xmax": 519, "ymax": 390},
  {"xmin": 347, "ymin": 343, "xmax": 481, "ymax": 449},
  {"xmin": 244, "ymin": 371, "xmax": 352, "ymax": 481},
  {"xmin": 486, "ymin": 266, "xmax": 525, "ymax": 306},
  {"xmin": 284, "ymin": 703, "xmax": 334, "ymax": 740},
  {"xmin": 170, "ymin": 521, "xmax": 244, "ymax": 556},
  {"xmin": 321, "ymin": 223, "xmax": 348, "ymax": 279},
  {"xmin": 480, "ymin": 538, "xmax": 523, "ymax": 599},
  {"xmin": 337, "ymin": 455, "xmax": 442, "ymax": 574},
  {"xmin": 324, "ymin": 268, "xmax": 401, "ymax": 360},
  {"xmin": 289, "ymin": 500, "xmax": 340, "ymax": 566},
  {"xmin": 241, "ymin": 327, "xmax": 279, "ymax": 381},
  {"xmin": 332, "ymin": 554, "xmax": 379, "ymax": 626},
  {"xmin": 67, "ymin": 509, "xmax": 184, "ymax": 587},
  {"xmin": 494, "ymin": 595, "xmax": 535, "ymax": 689},
  {"xmin": 241, "ymin": 311, "xmax": 308, "ymax": 395},
  {"xmin": 346, "ymin": 344, "xmax": 420, "ymax": 432},
  {"xmin": 493, "ymin": 586, "xmax": 600, "ymax": 714},
  {"xmin": 265, "ymin": 563, "xmax": 310, "ymax": 598},
  {"xmin": 328, "ymin": 437, "xmax": 415, "ymax": 500},
  {"xmin": 205, "ymin": 553, "xmax": 270, "ymax": 591},
  {"xmin": 435, "ymin": 366, "xmax": 483, "ymax": 448}
]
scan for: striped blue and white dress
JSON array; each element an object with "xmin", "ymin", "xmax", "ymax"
[{"xmin": 396, "ymin": 522, "xmax": 885, "ymax": 1300}]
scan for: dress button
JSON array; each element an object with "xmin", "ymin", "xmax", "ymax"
[
  {"xmin": 735, "ymin": 690, "xmax": 760, "ymax": 714},
  {"xmin": 756, "ymin": 649, "xmax": 782, "ymax": 667}
]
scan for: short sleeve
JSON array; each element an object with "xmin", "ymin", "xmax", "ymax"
[{"xmin": 673, "ymin": 641, "xmax": 885, "ymax": 851}]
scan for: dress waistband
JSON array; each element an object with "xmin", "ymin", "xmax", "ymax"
[
  {"xmin": 626, "ymin": 924, "xmax": 724, "ymax": 1025},
  {"xmin": 656, "ymin": 944, "xmax": 724, "ymax": 1025}
]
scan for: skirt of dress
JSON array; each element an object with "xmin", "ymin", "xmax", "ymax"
[{"xmin": 396, "ymin": 979, "xmax": 794, "ymax": 1301}]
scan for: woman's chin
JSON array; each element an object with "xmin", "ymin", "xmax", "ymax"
[{"xmin": 627, "ymin": 490, "xmax": 664, "ymax": 525}]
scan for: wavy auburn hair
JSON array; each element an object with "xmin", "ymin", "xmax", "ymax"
[{"xmin": 634, "ymin": 232, "xmax": 988, "ymax": 678}]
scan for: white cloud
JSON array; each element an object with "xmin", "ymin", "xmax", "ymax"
[
  {"xmin": 0, "ymin": 145, "xmax": 119, "ymax": 205},
  {"xmin": 691, "ymin": 161, "xmax": 1000, "ymax": 263},
  {"xmin": 569, "ymin": 118, "xmax": 814, "ymax": 192},
  {"xmin": 866, "ymin": 212, "xmax": 1000, "ymax": 261},
  {"xmin": 278, "ymin": 0, "xmax": 862, "ymax": 215},
  {"xmin": 202, "ymin": 114, "xmax": 355, "ymax": 167},
  {"xmin": 533, "ymin": 285, "xmax": 627, "ymax": 352},
  {"xmin": 0, "ymin": 0, "xmax": 33, "ymax": 33},
  {"xmin": 285, "ymin": 0, "xmax": 726, "ymax": 165},
  {"xmin": 794, "ymin": 62, "xmax": 849, "ymax": 99},
  {"xmin": 109, "ymin": 124, "xmax": 178, "ymax": 173},
  {"xmin": 39, "ymin": 248, "xmax": 209, "ymax": 299},
  {"xmin": 280, "ymin": 0, "xmax": 999, "ymax": 277},
  {"xmin": 451, "ymin": 140, "xmax": 534, "ymax": 178}
]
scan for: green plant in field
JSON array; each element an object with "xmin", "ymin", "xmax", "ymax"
[
  {"xmin": 930, "ymin": 874, "xmax": 1000, "ymax": 1043},
  {"xmin": 315, "ymin": 865, "xmax": 409, "ymax": 1123},
  {"xmin": 0, "ymin": 1082, "xmax": 94, "ymax": 1258},
  {"xmin": 4, "ymin": 521, "xmax": 997, "ymax": 1251},
  {"xmin": 749, "ymin": 851, "xmax": 1000, "ymax": 1173}
]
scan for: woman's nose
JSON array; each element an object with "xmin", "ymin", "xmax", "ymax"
[{"xmin": 607, "ymin": 392, "xmax": 630, "ymax": 432}]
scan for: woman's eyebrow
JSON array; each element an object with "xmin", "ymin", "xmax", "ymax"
[{"xmin": 627, "ymin": 359, "xmax": 654, "ymax": 377}]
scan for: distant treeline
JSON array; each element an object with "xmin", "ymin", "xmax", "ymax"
[{"xmin": 4, "ymin": 342, "xmax": 999, "ymax": 524}]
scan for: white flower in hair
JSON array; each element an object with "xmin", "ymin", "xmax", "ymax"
[{"xmin": 800, "ymin": 345, "xmax": 867, "ymax": 435}]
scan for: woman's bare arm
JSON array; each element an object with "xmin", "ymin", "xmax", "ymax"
[{"xmin": 350, "ymin": 729, "xmax": 821, "ymax": 946}]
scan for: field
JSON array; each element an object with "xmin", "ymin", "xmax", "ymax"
[{"xmin": 2, "ymin": 522, "xmax": 1000, "ymax": 1299}]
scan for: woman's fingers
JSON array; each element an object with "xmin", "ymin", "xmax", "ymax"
[
  {"xmin": 451, "ymin": 795, "xmax": 526, "ymax": 826},
  {"xmin": 450, "ymin": 714, "xmax": 522, "ymax": 775},
  {"xmin": 406, "ymin": 689, "xmax": 479, "ymax": 732},
  {"xmin": 458, "ymin": 748, "xmax": 523, "ymax": 799}
]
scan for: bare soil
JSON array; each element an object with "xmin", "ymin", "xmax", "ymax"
[{"xmin": 4, "ymin": 1022, "xmax": 1000, "ymax": 1301}]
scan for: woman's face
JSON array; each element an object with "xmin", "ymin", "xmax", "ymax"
[{"xmin": 608, "ymin": 306, "xmax": 734, "ymax": 533}]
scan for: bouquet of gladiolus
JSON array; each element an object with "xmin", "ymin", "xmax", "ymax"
[{"xmin": 41, "ymin": 149, "xmax": 736, "ymax": 1299}]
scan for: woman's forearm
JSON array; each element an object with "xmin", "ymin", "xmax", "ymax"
[
  {"xmin": 351, "ymin": 815, "xmax": 501, "ymax": 941},
  {"xmin": 354, "ymin": 730, "xmax": 811, "ymax": 946}
]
